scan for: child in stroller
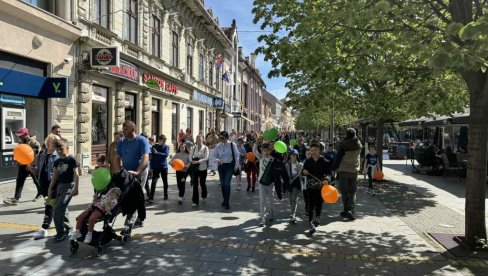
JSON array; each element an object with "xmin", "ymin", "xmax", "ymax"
[{"xmin": 71, "ymin": 186, "xmax": 121, "ymax": 244}]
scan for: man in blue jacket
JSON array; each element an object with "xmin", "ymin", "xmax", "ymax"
[{"xmin": 147, "ymin": 134, "xmax": 170, "ymax": 201}]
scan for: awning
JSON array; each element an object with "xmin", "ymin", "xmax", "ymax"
[
  {"xmin": 451, "ymin": 113, "xmax": 469, "ymax": 125},
  {"xmin": 398, "ymin": 118, "xmax": 429, "ymax": 127},
  {"xmin": 423, "ymin": 116, "xmax": 450, "ymax": 126},
  {"xmin": 241, "ymin": 115, "xmax": 255, "ymax": 126}
]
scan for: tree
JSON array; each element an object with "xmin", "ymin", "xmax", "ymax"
[{"xmin": 253, "ymin": 0, "xmax": 485, "ymax": 246}]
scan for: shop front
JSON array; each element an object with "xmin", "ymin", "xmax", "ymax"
[
  {"xmin": 192, "ymin": 90, "xmax": 217, "ymax": 134},
  {"xmin": 0, "ymin": 52, "xmax": 68, "ymax": 180}
]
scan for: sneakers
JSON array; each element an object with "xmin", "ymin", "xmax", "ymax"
[
  {"xmin": 133, "ymin": 219, "xmax": 144, "ymax": 228},
  {"xmin": 192, "ymin": 203, "xmax": 197, "ymax": 207},
  {"xmin": 251, "ymin": 187, "xmax": 255, "ymax": 192},
  {"xmin": 70, "ymin": 229, "xmax": 82, "ymax": 241},
  {"xmin": 33, "ymin": 194, "xmax": 44, "ymax": 202},
  {"xmin": 236, "ymin": 185, "xmax": 241, "ymax": 191},
  {"xmin": 146, "ymin": 197, "xmax": 153, "ymax": 204},
  {"xmin": 33, "ymin": 228, "xmax": 49, "ymax": 240},
  {"xmin": 309, "ymin": 222, "xmax": 316, "ymax": 235},
  {"xmin": 84, "ymin": 232, "xmax": 93, "ymax": 244},
  {"xmin": 177, "ymin": 197, "xmax": 183, "ymax": 204},
  {"xmin": 268, "ymin": 213, "xmax": 274, "ymax": 221},
  {"xmin": 164, "ymin": 195, "xmax": 168, "ymax": 200},
  {"xmin": 289, "ymin": 216, "xmax": 297, "ymax": 224},
  {"xmin": 3, "ymin": 198, "xmax": 19, "ymax": 205},
  {"xmin": 54, "ymin": 232, "xmax": 68, "ymax": 242},
  {"xmin": 258, "ymin": 216, "xmax": 266, "ymax": 227}
]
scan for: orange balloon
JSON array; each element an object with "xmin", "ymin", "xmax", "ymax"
[
  {"xmin": 374, "ymin": 171, "xmax": 384, "ymax": 181},
  {"xmin": 13, "ymin": 144, "xmax": 35, "ymax": 165},
  {"xmin": 321, "ymin": 184, "xmax": 339, "ymax": 203},
  {"xmin": 246, "ymin": 152, "xmax": 256, "ymax": 162},
  {"xmin": 172, "ymin": 158, "xmax": 185, "ymax": 171}
]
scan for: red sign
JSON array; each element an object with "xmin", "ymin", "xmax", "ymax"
[
  {"xmin": 143, "ymin": 73, "xmax": 178, "ymax": 94},
  {"xmin": 106, "ymin": 60, "xmax": 139, "ymax": 83}
]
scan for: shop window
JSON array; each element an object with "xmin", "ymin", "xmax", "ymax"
[
  {"xmin": 198, "ymin": 110, "xmax": 204, "ymax": 133},
  {"xmin": 187, "ymin": 107, "xmax": 193, "ymax": 133},
  {"xmin": 171, "ymin": 103, "xmax": 179, "ymax": 144},
  {"xmin": 93, "ymin": 0, "xmax": 110, "ymax": 29},
  {"xmin": 152, "ymin": 99, "xmax": 160, "ymax": 136},
  {"xmin": 172, "ymin": 31, "xmax": 179, "ymax": 67},
  {"xmin": 186, "ymin": 43, "xmax": 193, "ymax": 76},
  {"xmin": 124, "ymin": 0, "xmax": 138, "ymax": 44},
  {"xmin": 124, "ymin": 93, "xmax": 136, "ymax": 122},
  {"xmin": 151, "ymin": 15, "xmax": 161, "ymax": 57},
  {"xmin": 25, "ymin": 97, "xmax": 47, "ymax": 143},
  {"xmin": 243, "ymin": 83, "xmax": 248, "ymax": 108},
  {"xmin": 92, "ymin": 85, "xmax": 109, "ymax": 164}
]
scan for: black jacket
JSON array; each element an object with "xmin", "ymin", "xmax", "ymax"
[{"xmin": 111, "ymin": 170, "xmax": 146, "ymax": 220}]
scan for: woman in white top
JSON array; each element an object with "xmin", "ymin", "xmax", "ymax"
[{"xmin": 189, "ymin": 135, "xmax": 209, "ymax": 207}]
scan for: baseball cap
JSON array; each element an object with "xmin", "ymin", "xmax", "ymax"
[
  {"xmin": 289, "ymin": 149, "xmax": 299, "ymax": 158},
  {"xmin": 16, "ymin": 127, "xmax": 29, "ymax": 137}
]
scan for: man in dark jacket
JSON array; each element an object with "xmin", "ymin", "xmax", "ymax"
[{"xmin": 333, "ymin": 128, "xmax": 362, "ymax": 220}]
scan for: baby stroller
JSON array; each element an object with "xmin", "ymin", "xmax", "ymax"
[{"xmin": 70, "ymin": 169, "xmax": 146, "ymax": 256}]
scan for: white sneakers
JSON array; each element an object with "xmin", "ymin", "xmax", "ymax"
[
  {"xmin": 33, "ymin": 228, "xmax": 49, "ymax": 240},
  {"xmin": 70, "ymin": 229, "xmax": 82, "ymax": 241},
  {"xmin": 178, "ymin": 197, "xmax": 184, "ymax": 204},
  {"xmin": 84, "ymin": 232, "xmax": 93, "ymax": 244}
]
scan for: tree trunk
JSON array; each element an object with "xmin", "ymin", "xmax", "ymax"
[
  {"xmin": 465, "ymin": 84, "xmax": 488, "ymax": 247},
  {"xmin": 375, "ymin": 118, "xmax": 385, "ymax": 170}
]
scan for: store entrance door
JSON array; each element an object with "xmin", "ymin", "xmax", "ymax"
[{"xmin": 91, "ymin": 85, "xmax": 108, "ymax": 165}]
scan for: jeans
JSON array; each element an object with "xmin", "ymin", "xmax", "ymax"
[
  {"xmin": 367, "ymin": 166, "xmax": 374, "ymax": 189},
  {"xmin": 39, "ymin": 170, "xmax": 54, "ymax": 230},
  {"xmin": 218, "ymin": 163, "xmax": 233, "ymax": 205},
  {"xmin": 192, "ymin": 170, "xmax": 208, "ymax": 204},
  {"xmin": 337, "ymin": 172, "xmax": 358, "ymax": 212},
  {"xmin": 53, "ymin": 183, "xmax": 73, "ymax": 235},
  {"xmin": 148, "ymin": 168, "xmax": 168, "ymax": 199},
  {"xmin": 14, "ymin": 165, "xmax": 41, "ymax": 199},
  {"xmin": 176, "ymin": 171, "xmax": 188, "ymax": 198},
  {"xmin": 246, "ymin": 165, "xmax": 257, "ymax": 189},
  {"xmin": 306, "ymin": 188, "xmax": 323, "ymax": 221},
  {"xmin": 259, "ymin": 183, "xmax": 274, "ymax": 217},
  {"xmin": 289, "ymin": 186, "xmax": 301, "ymax": 218}
]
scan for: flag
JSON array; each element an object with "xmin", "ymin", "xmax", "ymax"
[
  {"xmin": 222, "ymin": 69, "xmax": 235, "ymax": 86},
  {"xmin": 222, "ymin": 70, "xmax": 230, "ymax": 83},
  {"xmin": 216, "ymin": 55, "xmax": 224, "ymax": 70}
]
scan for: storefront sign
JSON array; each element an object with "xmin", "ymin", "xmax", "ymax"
[
  {"xmin": 0, "ymin": 94, "xmax": 25, "ymax": 105},
  {"xmin": 92, "ymin": 85, "xmax": 108, "ymax": 103},
  {"xmin": 193, "ymin": 90, "xmax": 214, "ymax": 106},
  {"xmin": 104, "ymin": 60, "xmax": 139, "ymax": 83},
  {"xmin": 143, "ymin": 73, "xmax": 178, "ymax": 94},
  {"xmin": 213, "ymin": 97, "xmax": 224, "ymax": 109},
  {"xmin": 0, "ymin": 68, "xmax": 68, "ymax": 98},
  {"xmin": 91, "ymin": 47, "xmax": 120, "ymax": 67}
]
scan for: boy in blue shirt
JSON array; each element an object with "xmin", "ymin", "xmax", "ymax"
[
  {"xmin": 148, "ymin": 134, "xmax": 170, "ymax": 201},
  {"xmin": 363, "ymin": 146, "xmax": 380, "ymax": 196},
  {"xmin": 47, "ymin": 138, "xmax": 79, "ymax": 241}
]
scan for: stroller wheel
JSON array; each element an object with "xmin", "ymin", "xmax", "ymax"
[
  {"xmin": 96, "ymin": 245, "xmax": 104, "ymax": 256},
  {"xmin": 120, "ymin": 234, "xmax": 129, "ymax": 245},
  {"xmin": 70, "ymin": 240, "xmax": 79, "ymax": 254}
]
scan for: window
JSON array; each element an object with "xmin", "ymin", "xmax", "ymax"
[
  {"xmin": 172, "ymin": 103, "xmax": 179, "ymax": 144},
  {"xmin": 172, "ymin": 31, "xmax": 179, "ymax": 67},
  {"xmin": 243, "ymin": 83, "xmax": 248, "ymax": 108},
  {"xmin": 208, "ymin": 61, "xmax": 213, "ymax": 86},
  {"xmin": 199, "ymin": 110, "xmax": 204, "ymax": 133},
  {"xmin": 186, "ymin": 43, "xmax": 193, "ymax": 76},
  {"xmin": 124, "ymin": 0, "xmax": 138, "ymax": 44},
  {"xmin": 151, "ymin": 15, "xmax": 161, "ymax": 57},
  {"xmin": 124, "ymin": 93, "xmax": 136, "ymax": 122},
  {"xmin": 93, "ymin": 0, "xmax": 110, "ymax": 28},
  {"xmin": 199, "ymin": 53, "xmax": 205, "ymax": 82},
  {"xmin": 152, "ymin": 99, "xmax": 160, "ymax": 136},
  {"xmin": 187, "ymin": 107, "xmax": 193, "ymax": 133}
]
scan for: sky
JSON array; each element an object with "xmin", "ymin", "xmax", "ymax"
[{"xmin": 204, "ymin": 0, "xmax": 289, "ymax": 100}]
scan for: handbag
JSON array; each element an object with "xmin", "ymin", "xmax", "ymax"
[
  {"xmin": 259, "ymin": 159, "xmax": 273, "ymax": 185},
  {"xmin": 230, "ymin": 142, "xmax": 241, "ymax": 176}
]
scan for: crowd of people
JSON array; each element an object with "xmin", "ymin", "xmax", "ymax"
[{"xmin": 3, "ymin": 121, "xmax": 379, "ymax": 240}]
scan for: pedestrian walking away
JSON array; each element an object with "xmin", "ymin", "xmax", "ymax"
[
  {"xmin": 213, "ymin": 131, "xmax": 240, "ymax": 210},
  {"xmin": 113, "ymin": 120, "xmax": 151, "ymax": 230},
  {"xmin": 189, "ymin": 135, "xmax": 209, "ymax": 207},
  {"xmin": 333, "ymin": 128, "xmax": 362, "ymax": 221},
  {"xmin": 285, "ymin": 149, "xmax": 304, "ymax": 224},
  {"xmin": 4, "ymin": 127, "xmax": 42, "ymax": 205}
]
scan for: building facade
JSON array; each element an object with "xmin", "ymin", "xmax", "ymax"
[
  {"xmin": 76, "ymin": 0, "xmax": 234, "ymax": 168},
  {"xmin": 0, "ymin": 0, "xmax": 80, "ymax": 180},
  {"xmin": 240, "ymin": 53, "xmax": 264, "ymax": 132}
]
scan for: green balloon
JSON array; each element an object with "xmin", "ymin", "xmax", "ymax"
[
  {"xmin": 269, "ymin": 128, "xmax": 279, "ymax": 137},
  {"xmin": 263, "ymin": 130, "xmax": 274, "ymax": 140},
  {"xmin": 92, "ymin": 168, "xmax": 112, "ymax": 191},
  {"xmin": 46, "ymin": 198, "xmax": 57, "ymax": 207},
  {"xmin": 274, "ymin": 141, "xmax": 287, "ymax": 153},
  {"xmin": 290, "ymin": 138, "xmax": 297, "ymax": 147}
]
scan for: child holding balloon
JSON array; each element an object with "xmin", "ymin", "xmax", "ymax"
[
  {"xmin": 169, "ymin": 144, "xmax": 190, "ymax": 204},
  {"xmin": 363, "ymin": 146, "xmax": 380, "ymax": 196}
]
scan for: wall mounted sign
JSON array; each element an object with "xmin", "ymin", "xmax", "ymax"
[
  {"xmin": 104, "ymin": 60, "xmax": 138, "ymax": 83},
  {"xmin": 143, "ymin": 73, "xmax": 178, "ymax": 94},
  {"xmin": 91, "ymin": 47, "xmax": 120, "ymax": 67}
]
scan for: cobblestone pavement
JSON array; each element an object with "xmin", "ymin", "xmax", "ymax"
[{"xmin": 0, "ymin": 165, "xmax": 486, "ymax": 275}]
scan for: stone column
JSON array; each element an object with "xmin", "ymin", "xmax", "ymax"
[
  {"xmin": 142, "ymin": 90, "xmax": 152, "ymax": 135},
  {"xmin": 115, "ymin": 83, "xmax": 126, "ymax": 130},
  {"xmin": 77, "ymin": 82, "xmax": 92, "ymax": 169}
]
